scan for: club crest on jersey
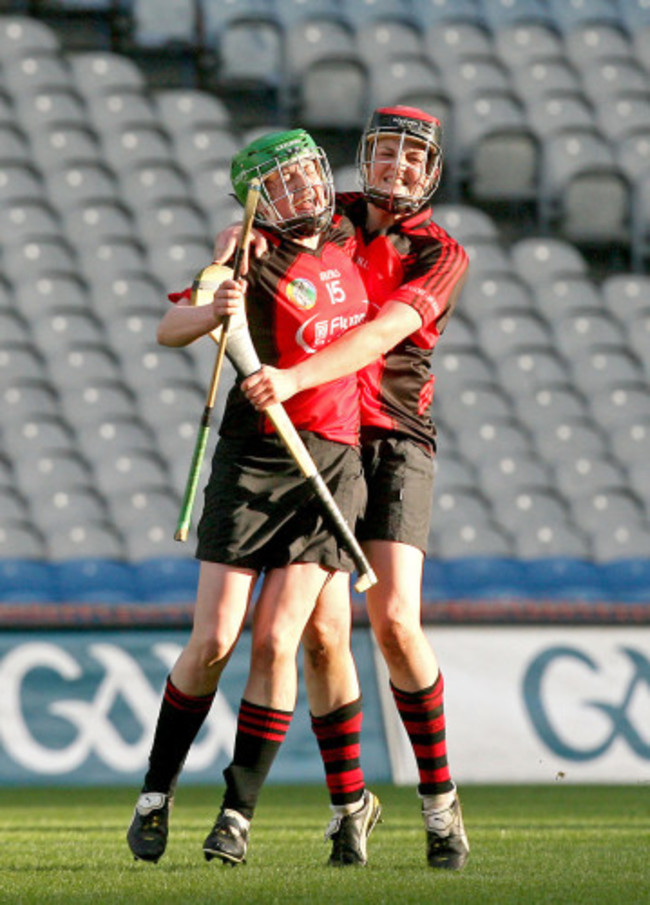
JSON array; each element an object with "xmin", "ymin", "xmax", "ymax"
[{"xmin": 287, "ymin": 277, "xmax": 317, "ymax": 310}]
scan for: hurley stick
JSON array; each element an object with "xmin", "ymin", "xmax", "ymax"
[{"xmin": 174, "ymin": 178, "xmax": 261, "ymax": 542}]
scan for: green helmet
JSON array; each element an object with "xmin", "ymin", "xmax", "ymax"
[{"xmin": 230, "ymin": 129, "xmax": 335, "ymax": 237}]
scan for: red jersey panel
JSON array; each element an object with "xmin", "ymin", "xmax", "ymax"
[
  {"xmin": 337, "ymin": 193, "xmax": 469, "ymax": 448},
  {"xmin": 170, "ymin": 216, "xmax": 368, "ymax": 445}
]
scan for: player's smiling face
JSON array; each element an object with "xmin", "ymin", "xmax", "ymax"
[
  {"xmin": 368, "ymin": 135, "xmax": 430, "ymax": 202},
  {"xmin": 263, "ymin": 156, "xmax": 326, "ymax": 220}
]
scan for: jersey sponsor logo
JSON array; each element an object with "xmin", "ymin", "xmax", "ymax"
[
  {"xmin": 286, "ymin": 277, "xmax": 317, "ymax": 310},
  {"xmin": 319, "ymin": 269, "xmax": 341, "ymax": 281},
  {"xmin": 296, "ymin": 312, "xmax": 366, "ymax": 354}
]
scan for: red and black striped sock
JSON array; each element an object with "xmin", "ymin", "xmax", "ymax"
[
  {"xmin": 311, "ymin": 697, "xmax": 365, "ymax": 806},
  {"xmin": 391, "ymin": 673, "xmax": 454, "ymax": 796},
  {"xmin": 144, "ymin": 676, "xmax": 215, "ymax": 794},
  {"xmin": 222, "ymin": 699, "xmax": 293, "ymax": 819}
]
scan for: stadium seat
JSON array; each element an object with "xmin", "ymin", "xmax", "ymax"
[
  {"xmin": 563, "ymin": 23, "xmax": 632, "ymax": 71},
  {"xmin": 429, "ymin": 520, "xmax": 514, "ymax": 558},
  {"xmin": 13, "ymin": 271, "xmax": 91, "ymax": 319},
  {"xmin": 509, "ymin": 236, "xmax": 589, "ymax": 284},
  {"xmin": 154, "ymin": 88, "xmax": 232, "ymax": 135},
  {"xmin": 58, "ymin": 378, "xmax": 139, "ymax": 428},
  {"xmin": 68, "ymin": 49, "xmax": 147, "ymax": 95},
  {"xmin": 94, "ymin": 449, "xmax": 170, "ymax": 497},
  {"xmin": 29, "ymin": 123, "xmax": 104, "ymax": 172},
  {"xmin": 44, "ymin": 161, "xmax": 121, "ymax": 211},
  {"xmin": 512, "ymin": 520, "xmax": 591, "ymax": 559},
  {"xmin": 13, "ymin": 86, "xmax": 88, "ymax": 131},
  {"xmin": 439, "ymin": 54, "xmax": 511, "ymax": 102},
  {"xmin": 355, "ymin": 17, "xmax": 423, "ymax": 67},
  {"xmin": 545, "ymin": 0, "xmax": 622, "ymax": 33},
  {"xmin": 99, "ymin": 123, "xmax": 175, "ymax": 172},
  {"xmin": 61, "ymin": 199, "xmax": 137, "ymax": 247},
  {"xmin": 580, "ymin": 56, "xmax": 649, "ymax": 107},
  {"xmin": 55, "ymin": 558, "xmax": 141, "ymax": 603},
  {"xmin": 117, "ymin": 161, "xmax": 192, "ymax": 208},
  {"xmin": 569, "ymin": 344, "xmax": 645, "ymax": 394},
  {"xmin": 75, "ymin": 414, "xmax": 158, "ymax": 461},
  {"xmin": 524, "ymin": 92, "xmax": 598, "ymax": 141},
  {"xmin": 569, "ymin": 487, "xmax": 646, "ymax": 537},
  {"xmin": 423, "ymin": 20, "xmax": 492, "ymax": 69},
  {"xmin": 2, "ymin": 47, "xmax": 75, "ymax": 95},
  {"xmin": 0, "ymin": 15, "xmax": 60, "ymax": 56},
  {"xmin": 530, "ymin": 417, "xmax": 609, "ymax": 464},
  {"xmin": 12, "ymin": 448, "xmax": 93, "ymax": 496},
  {"xmin": 553, "ymin": 454, "xmax": 629, "ymax": 501},
  {"xmin": 512, "ymin": 383, "xmax": 590, "ymax": 433},
  {"xmin": 474, "ymin": 310, "xmax": 552, "ymax": 358},
  {"xmin": 630, "ymin": 169, "xmax": 650, "ymax": 270},
  {"xmin": 492, "ymin": 22, "xmax": 563, "ymax": 71},
  {"xmin": 590, "ymin": 521, "xmax": 650, "ymax": 562},
  {"xmin": 295, "ymin": 54, "xmax": 370, "ymax": 129},
  {"xmin": 144, "ymin": 236, "xmax": 213, "ymax": 287},
  {"xmin": 0, "ymin": 520, "xmax": 48, "ymax": 560},
  {"xmin": 538, "ymin": 127, "xmax": 631, "ymax": 248},
  {"xmin": 507, "ymin": 56, "xmax": 583, "ymax": 102},
  {"xmin": 46, "ymin": 519, "xmax": 126, "ymax": 560},
  {"xmin": 496, "ymin": 346, "xmax": 571, "ymax": 397},
  {"xmin": 0, "ymin": 161, "xmax": 45, "ymax": 206},
  {"xmin": 134, "ymin": 556, "xmax": 199, "ymax": 602},
  {"xmin": 490, "ymin": 484, "xmax": 571, "ymax": 536},
  {"xmin": 460, "ymin": 271, "xmax": 536, "ymax": 322},
  {"xmin": 630, "ymin": 23, "xmax": 650, "ymax": 72},
  {"xmin": 411, "ymin": 0, "xmax": 484, "ymax": 28},
  {"xmin": 451, "ymin": 90, "xmax": 539, "ymax": 203},
  {"xmin": 519, "ymin": 557, "xmax": 604, "ymax": 599},
  {"xmin": 589, "ymin": 382, "xmax": 650, "ymax": 429},
  {"xmin": 433, "ymin": 204, "xmax": 499, "ymax": 243},
  {"xmin": 170, "ymin": 124, "xmax": 240, "ymax": 171},
  {"xmin": 615, "ymin": 130, "xmax": 650, "ymax": 188},
  {"xmin": 129, "ymin": 0, "xmax": 200, "ymax": 51},
  {"xmin": 31, "ymin": 486, "xmax": 110, "ymax": 535},
  {"xmin": 481, "ymin": 0, "xmax": 552, "ymax": 29},
  {"xmin": 453, "ymin": 417, "xmax": 534, "ymax": 466},
  {"xmin": 476, "ymin": 454, "xmax": 551, "ymax": 498},
  {"xmin": 532, "ymin": 275, "xmax": 606, "ymax": 319},
  {"xmin": 47, "ymin": 343, "xmax": 124, "ymax": 393},
  {"xmin": 83, "ymin": 88, "xmax": 159, "ymax": 135},
  {"xmin": 551, "ymin": 309, "xmax": 627, "ymax": 358},
  {"xmin": 2, "ymin": 376, "xmax": 60, "ymax": 423},
  {"xmin": 609, "ymin": 417, "xmax": 650, "ymax": 466},
  {"xmin": 0, "ymin": 558, "xmax": 58, "ymax": 602}
]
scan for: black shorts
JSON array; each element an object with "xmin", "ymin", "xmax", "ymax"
[
  {"xmin": 356, "ymin": 434, "xmax": 434, "ymax": 552},
  {"xmin": 196, "ymin": 432, "xmax": 366, "ymax": 574}
]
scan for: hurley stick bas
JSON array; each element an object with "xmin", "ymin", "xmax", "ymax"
[
  {"xmin": 174, "ymin": 178, "xmax": 261, "ymax": 542},
  {"xmin": 186, "ymin": 262, "xmax": 377, "ymax": 593}
]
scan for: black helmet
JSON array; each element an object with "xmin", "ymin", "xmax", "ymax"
[{"xmin": 357, "ymin": 105, "xmax": 443, "ymax": 214}]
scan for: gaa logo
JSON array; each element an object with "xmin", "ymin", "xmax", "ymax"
[{"xmin": 287, "ymin": 277, "xmax": 316, "ymax": 309}]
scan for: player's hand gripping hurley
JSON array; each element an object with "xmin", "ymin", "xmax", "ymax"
[
  {"xmin": 174, "ymin": 195, "xmax": 377, "ymax": 593},
  {"xmin": 174, "ymin": 178, "xmax": 261, "ymax": 544}
]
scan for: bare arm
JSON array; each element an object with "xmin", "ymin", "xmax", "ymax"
[
  {"xmin": 242, "ymin": 299, "xmax": 422, "ymax": 409},
  {"xmin": 213, "ymin": 222, "xmax": 268, "ymax": 274},
  {"xmin": 157, "ymin": 280, "xmax": 245, "ymax": 347}
]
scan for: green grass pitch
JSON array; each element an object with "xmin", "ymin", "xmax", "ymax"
[{"xmin": 0, "ymin": 784, "xmax": 647, "ymax": 905}]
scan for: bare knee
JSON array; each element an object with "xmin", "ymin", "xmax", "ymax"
[
  {"xmin": 250, "ymin": 630, "xmax": 297, "ymax": 675},
  {"xmin": 372, "ymin": 605, "xmax": 420, "ymax": 664},
  {"xmin": 303, "ymin": 616, "xmax": 349, "ymax": 672}
]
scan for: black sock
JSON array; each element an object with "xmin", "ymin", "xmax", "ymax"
[
  {"xmin": 143, "ymin": 676, "xmax": 215, "ymax": 794},
  {"xmin": 222, "ymin": 699, "xmax": 293, "ymax": 820}
]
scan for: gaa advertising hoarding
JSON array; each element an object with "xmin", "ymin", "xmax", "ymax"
[{"xmin": 0, "ymin": 627, "xmax": 648, "ymax": 785}]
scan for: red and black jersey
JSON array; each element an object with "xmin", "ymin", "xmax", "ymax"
[
  {"xmin": 170, "ymin": 214, "xmax": 368, "ymax": 445},
  {"xmin": 337, "ymin": 193, "xmax": 469, "ymax": 450}
]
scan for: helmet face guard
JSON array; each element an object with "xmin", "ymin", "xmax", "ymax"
[
  {"xmin": 231, "ymin": 129, "xmax": 335, "ymax": 237},
  {"xmin": 357, "ymin": 106, "xmax": 443, "ymax": 214}
]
